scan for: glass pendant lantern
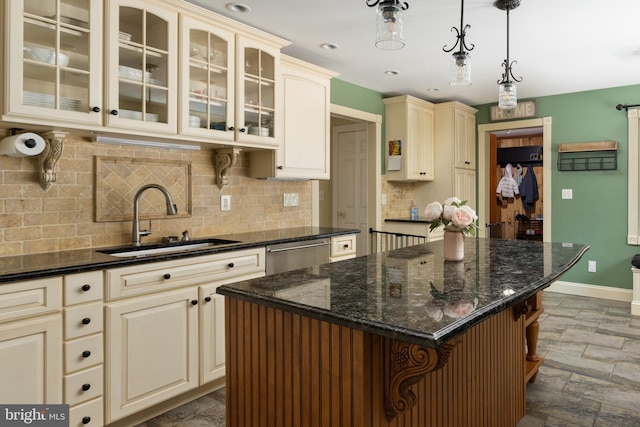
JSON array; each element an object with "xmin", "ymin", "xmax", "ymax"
[
  {"xmin": 498, "ymin": 81, "xmax": 517, "ymax": 109},
  {"xmin": 495, "ymin": 0, "xmax": 522, "ymax": 110},
  {"xmin": 375, "ymin": 1, "xmax": 405, "ymax": 50},
  {"xmin": 450, "ymin": 51, "xmax": 472, "ymax": 86}
]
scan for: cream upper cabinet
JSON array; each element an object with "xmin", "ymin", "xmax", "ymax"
[
  {"xmin": 3, "ymin": 0, "xmax": 103, "ymax": 126},
  {"xmin": 179, "ymin": 15, "xmax": 235, "ymax": 140},
  {"xmin": 105, "ymin": 0, "xmax": 178, "ymax": 133},
  {"xmin": 384, "ymin": 95, "xmax": 435, "ymax": 182},
  {"xmin": 234, "ymin": 35, "xmax": 281, "ymax": 149},
  {"xmin": 249, "ymin": 55, "xmax": 337, "ymax": 179},
  {"xmin": 453, "ymin": 104, "xmax": 477, "ymax": 169}
]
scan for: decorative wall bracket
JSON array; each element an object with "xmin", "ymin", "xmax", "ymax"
[
  {"xmin": 383, "ymin": 338, "xmax": 454, "ymax": 421},
  {"xmin": 39, "ymin": 131, "xmax": 67, "ymax": 191},
  {"xmin": 214, "ymin": 148, "xmax": 241, "ymax": 189}
]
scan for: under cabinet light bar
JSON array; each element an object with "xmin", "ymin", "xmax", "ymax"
[{"xmin": 93, "ymin": 136, "xmax": 200, "ymax": 151}]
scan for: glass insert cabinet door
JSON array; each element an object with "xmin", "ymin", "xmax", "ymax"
[
  {"xmin": 181, "ymin": 17, "xmax": 234, "ymax": 139},
  {"xmin": 107, "ymin": 1, "xmax": 177, "ymax": 132},
  {"xmin": 7, "ymin": 0, "xmax": 102, "ymax": 125},
  {"xmin": 236, "ymin": 37, "xmax": 280, "ymax": 146}
]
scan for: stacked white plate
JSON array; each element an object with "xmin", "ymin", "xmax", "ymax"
[
  {"xmin": 248, "ymin": 126, "xmax": 269, "ymax": 136},
  {"xmin": 189, "ymin": 115, "xmax": 201, "ymax": 127},
  {"xmin": 119, "ymin": 65, "xmax": 152, "ymax": 82},
  {"xmin": 23, "ymin": 91, "xmax": 80, "ymax": 110},
  {"xmin": 119, "ymin": 109, "xmax": 160, "ymax": 122}
]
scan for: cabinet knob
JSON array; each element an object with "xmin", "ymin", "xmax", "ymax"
[
  {"xmin": 163, "ymin": 273, "xmax": 171, "ymax": 280},
  {"xmin": 204, "ymin": 296, "xmax": 212, "ymax": 303},
  {"xmin": 110, "ymin": 109, "xmax": 118, "ymax": 116},
  {"xmin": 227, "ymin": 262, "xmax": 234, "ymax": 268},
  {"xmin": 82, "ymin": 350, "xmax": 91, "ymax": 358},
  {"xmin": 277, "ymin": 165, "xmax": 283, "ymax": 170},
  {"xmin": 228, "ymin": 126, "xmax": 235, "ymax": 131},
  {"xmin": 342, "ymin": 244, "xmax": 349, "ymax": 249},
  {"xmin": 82, "ymin": 417, "xmax": 91, "ymax": 425},
  {"xmin": 191, "ymin": 300, "xmax": 198, "ymax": 306},
  {"xmin": 91, "ymin": 106, "xmax": 100, "ymax": 113},
  {"xmin": 81, "ymin": 317, "xmax": 91, "ymax": 325},
  {"xmin": 239, "ymin": 127, "xmax": 247, "ymax": 133},
  {"xmin": 81, "ymin": 383, "xmax": 91, "ymax": 392},
  {"xmin": 465, "ymin": 161, "xmax": 471, "ymax": 165},
  {"xmin": 81, "ymin": 284, "xmax": 91, "ymax": 292}
]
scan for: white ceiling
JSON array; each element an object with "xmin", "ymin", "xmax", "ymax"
[{"xmin": 184, "ymin": 0, "xmax": 640, "ymax": 107}]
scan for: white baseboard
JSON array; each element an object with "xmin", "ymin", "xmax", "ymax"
[{"xmin": 545, "ymin": 280, "xmax": 633, "ymax": 303}]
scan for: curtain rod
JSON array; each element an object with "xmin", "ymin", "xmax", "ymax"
[{"xmin": 616, "ymin": 103, "xmax": 640, "ymax": 111}]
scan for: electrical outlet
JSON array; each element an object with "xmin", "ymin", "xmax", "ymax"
[
  {"xmin": 283, "ymin": 193, "xmax": 299, "ymax": 207},
  {"xmin": 382, "ymin": 194, "xmax": 387, "ymax": 205},
  {"xmin": 588, "ymin": 260, "xmax": 596, "ymax": 273},
  {"xmin": 221, "ymin": 195, "xmax": 231, "ymax": 211}
]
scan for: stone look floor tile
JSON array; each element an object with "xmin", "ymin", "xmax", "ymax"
[{"xmin": 140, "ymin": 292, "xmax": 640, "ymax": 427}]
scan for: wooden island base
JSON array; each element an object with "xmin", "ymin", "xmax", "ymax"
[{"xmin": 225, "ymin": 296, "xmax": 537, "ymax": 427}]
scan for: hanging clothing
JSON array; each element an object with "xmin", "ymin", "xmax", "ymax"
[
  {"xmin": 515, "ymin": 164, "xmax": 523, "ymax": 185},
  {"xmin": 519, "ymin": 166, "xmax": 539, "ymax": 211},
  {"xmin": 496, "ymin": 163, "xmax": 520, "ymax": 198}
]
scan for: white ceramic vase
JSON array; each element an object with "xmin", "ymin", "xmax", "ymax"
[{"xmin": 443, "ymin": 229, "xmax": 464, "ymax": 261}]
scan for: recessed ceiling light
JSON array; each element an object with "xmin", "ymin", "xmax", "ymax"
[
  {"xmin": 320, "ymin": 43, "xmax": 339, "ymax": 50},
  {"xmin": 226, "ymin": 3, "xmax": 251, "ymax": 13},
  {"xmin": 426, "ymin": 87, "xmax": 440, "ymax": 92},
  {"xmin": 385, "ymin": 70, "xmax": 399, "ymax": 75}
]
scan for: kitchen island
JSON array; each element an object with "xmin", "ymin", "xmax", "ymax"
[{"xmin": 217, "ymin": 237, "xmax": 588, "ymax": 427}]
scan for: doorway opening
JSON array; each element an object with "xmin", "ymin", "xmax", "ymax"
[
  {"xmin": 315, "ymin": 105, "xmax": 382, "ymax": 256},
  {"xmin": 478, "ymin": 117, "xmax": 552, "ymax": 240}
]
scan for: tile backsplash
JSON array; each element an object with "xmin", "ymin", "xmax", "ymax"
[{"xmin": 0, "ymin": 133, "xmax": 311, "ymax": 256}]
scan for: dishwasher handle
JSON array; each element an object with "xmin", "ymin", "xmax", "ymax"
[{"xmin": 267, "ymin": 241, "xmax": 330, "ymax": 253}]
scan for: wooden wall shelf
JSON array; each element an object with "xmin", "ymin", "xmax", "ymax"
[{"xmin": 557, "ymin": 141, "xmax": 617, "ymax": 171}]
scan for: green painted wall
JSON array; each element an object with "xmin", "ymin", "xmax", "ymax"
[
  {"xmin": 475, "ymin": 84, "xmax": 640, "ymax": 290},
  {"xmin": 330, "ymin": 79, "xmax": 385, "ymax": 115}
]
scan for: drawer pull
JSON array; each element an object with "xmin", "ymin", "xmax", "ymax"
[
  {"xmin": 227, "ymin": 262, "xmax": 234, "ymax": 268},
  {"xmin": 204, "ymin": 296, "xmax": 212, "ymax": 303},
  {"xmin": 81, "ymin": 317, "xmax": 91, "ymax": 325},
  {"xmin": 82, "ymin": 417, "xmax": 91, "ymax": 425},
  {"xmin": 342, "ymin": 244, "xmax": 349, "ymax": 249},
  {"xmin": 81, "ymin": 284, "xmax": 91, "ymax": 292},
  {"xmin": 81, "ymin": 383, "xmax": 91, "ymax": 392},
  {"xmin": 82, "ymin": 350, "xmax": 91, "ymax": 358},
  {"xmin": 191, "ymin": 300, "xmax": 198, "ymax": 306}
]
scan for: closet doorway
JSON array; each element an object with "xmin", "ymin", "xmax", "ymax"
[{"xmin": 490, "ymin": 129, "xmax": 543, "ymax": 239}]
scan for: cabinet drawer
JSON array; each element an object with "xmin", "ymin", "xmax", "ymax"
[
  {"xmin": 64, "ymin": 302, "xmax": 103, "ymax": 340},
  {"xmin": 105, "ymin": 248, "xmax": 265, "ymax": 300},
  {"xmin": 0, "ymin": 277, "xmax": 62, "ymax": 323},
  {"xmin": 331, "ymin": 235, "xmax": 356, "ymax": 258},
  {"xmin": 64, "ymin": 365, "xmax": 103, "ymax": 406},
  {"xmin": 69, "ymin": 397, "xmax": 103, "ymax": 427},
  {"xmin": 64, "ymin": 271, "xmax": 103, "ymax": 306},
  {"xmin": 64, "ymin": 333, "xmax": 103, "ymax": 374}
]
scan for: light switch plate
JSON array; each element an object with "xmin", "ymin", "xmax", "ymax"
[
  {"xmin": 221, "ymin": 195, "xmax": 231, "ymax": 211},
  {"xmin": 283, "ymin": 193, "xmax": 299, "ymax": 207},
  {"xmin": 562, "ymin": 189, "xmax": 573, "ymax": 199}
]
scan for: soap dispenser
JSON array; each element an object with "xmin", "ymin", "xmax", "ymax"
[{"xmin": 410, "ymin": 200, "xmax": 418, "ymax": 221}]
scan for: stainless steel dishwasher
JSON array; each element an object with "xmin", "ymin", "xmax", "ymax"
[{"xmin": 266, "ymin": 238, "xmax": 331, "ymax": 275}]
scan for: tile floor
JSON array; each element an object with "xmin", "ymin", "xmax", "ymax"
[{"xmin": 137, "ymin": 291, "xmax": 640, "ymax": 427}]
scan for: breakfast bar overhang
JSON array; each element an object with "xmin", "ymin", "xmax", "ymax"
[{"xmin": 217, "ymin": 238, "xmax": 588, "ymax": 427}]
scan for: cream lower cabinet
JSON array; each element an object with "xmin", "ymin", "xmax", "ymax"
[
  {"xmin": 0, "ymin": 277, "xmax": 63, "ymax": 404},
  {"xmin": 330, "ymin": 234, "xmax": 357, "ymax": 261},
  {"xmin": 104, "ymin": 248, "xmax": 265, "ymax": 423}
]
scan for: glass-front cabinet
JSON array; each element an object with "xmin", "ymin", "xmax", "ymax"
[
  {"xmin": 180, "ymin": 16, "xmax": 234, "ymax": 140},
  {"xmin": 105, "ymin": 0, "xmax": 177, "ymax": 133},
  {"xmin": 5, "ymin": 0, "xmax": 102, "ymax": 125},
  {"xmin": 236, "ymin": 36, "xmax": 280, "ymax": 148}
]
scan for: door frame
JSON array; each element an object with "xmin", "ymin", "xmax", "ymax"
[
  {"xmin": 477, "ymin": 117, "xmax": 552, "ymax": 240},
  {"xmin": 311, "ymin": 105, "xmax": 382, "ymax": 251}
]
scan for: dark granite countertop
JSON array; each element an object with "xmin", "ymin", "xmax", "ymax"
[
  {"xmin": 0, "ymin": 227, "xmax": 359, "ymax": 284},
  {"xmin": 217, "ymin": 238, "xmax": 588, "ymax": 348},
  {"xmin": 385, "ymin": 217, "xmax": 432, "ymax": 224}
]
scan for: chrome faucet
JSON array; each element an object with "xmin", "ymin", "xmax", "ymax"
[{"xmin": 132, "ymin": 184, "xmax": 178, "ymax": 246}]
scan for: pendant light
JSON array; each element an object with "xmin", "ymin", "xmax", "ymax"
[
  {"xmin": 443, "ymin": 0, "xmax": 474, "ymax": 86},
  {"xmin": 366, "ymin": 0, "xmax": 409, "ymax": 50},
  {"xmin": 495, "ymin": 0, "xmax": 522, "ymax": 109}
]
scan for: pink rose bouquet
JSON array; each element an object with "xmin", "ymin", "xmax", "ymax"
[{"xmin": 423, "ymin": 197, "xmax": 478, "ymax": 235}]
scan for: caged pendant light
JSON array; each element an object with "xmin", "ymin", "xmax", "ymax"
[
  {"xmin": 366, "ymin": 0, "xmax": 409, "ymax": 50},
  {"xmin": 443, "ymin": 0, "xmax": 474, "ymax": 86},
  {"xmin": 495, "ymin": 0, "xmax": 522, "ymax": 109}
]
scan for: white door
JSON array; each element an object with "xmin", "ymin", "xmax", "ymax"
[{"xmin": 333, "ymin": 124, "xmax": 368, "ymax": 256}]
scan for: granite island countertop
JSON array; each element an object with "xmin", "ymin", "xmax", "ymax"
[
  {"xmin": 217, "ymin": 237, "xmax": 588, "ymax": 348},
  {"xmin": 0, "ymin": 227, "xmax": 359, "ymax": 284}
]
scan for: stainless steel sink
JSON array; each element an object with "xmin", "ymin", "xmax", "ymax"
[{"xmin": 98, "ymin": 238, "xmax": 239, "ymax": 257}]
